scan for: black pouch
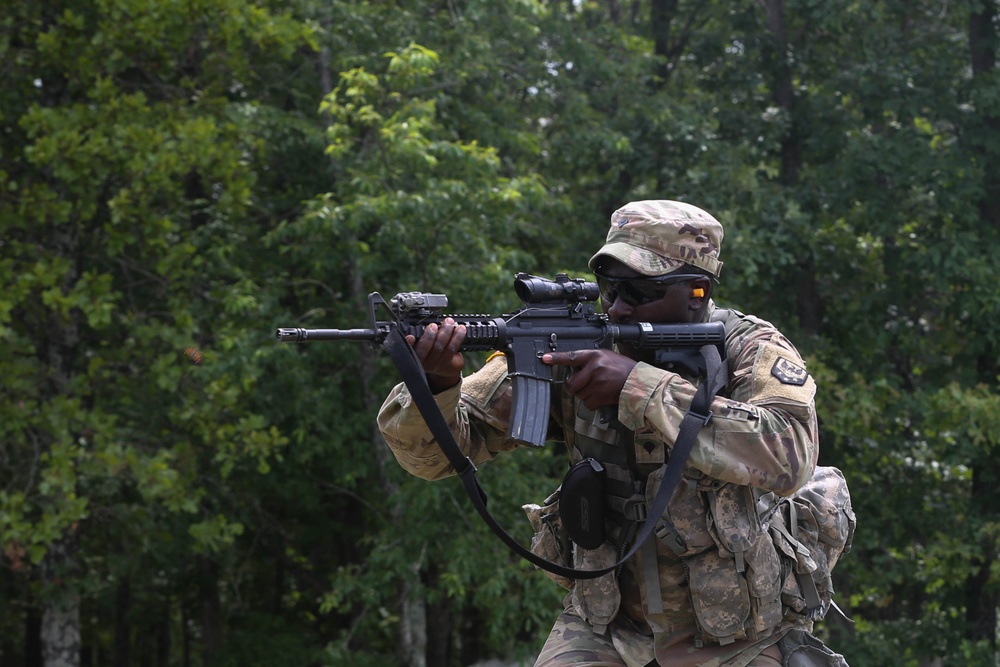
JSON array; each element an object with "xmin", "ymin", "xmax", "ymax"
[{"xmin": 559, "ymin": 458, "xmax": 606, "ymax": 550}]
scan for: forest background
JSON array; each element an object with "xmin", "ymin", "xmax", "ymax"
[{"xmin": 2, "ymin": 0, "xmax": 1000, "ymax": 666}]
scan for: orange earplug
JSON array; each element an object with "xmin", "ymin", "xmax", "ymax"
[{"xmin": 692, "ymin": 288, "xmax": 705, "ymax": 298}]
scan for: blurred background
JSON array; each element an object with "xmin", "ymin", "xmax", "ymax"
[{"xmin": 2, "ymin": 1, "xmax": 998, "ymax": 665}]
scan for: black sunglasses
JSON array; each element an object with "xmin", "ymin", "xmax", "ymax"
[{"xmin": 594, "ymin": 273, "xmax": 705, "ymax": 307}]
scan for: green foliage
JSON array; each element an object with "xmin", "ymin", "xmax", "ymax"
[
  {"xmin": 3, "ymin": 0, "xmax": 1000, "ymax": 665},
  {"xmin": 210, "ymin": 612, "xmax": 326, "ymax": 667},
  {"xmin": 1, "ymin": 0, "xmax": 314, "ymax": 659}
]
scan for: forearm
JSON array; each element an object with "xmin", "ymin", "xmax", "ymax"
[
  {"xmin": 377, "ymin": 361, "xmax": 517, "ymax": 480},
  {"xmin": 377, "ymin": 382, "xmax": 468, "ymax": 481}
]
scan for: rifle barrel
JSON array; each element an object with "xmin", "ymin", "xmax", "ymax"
[{"xmin": 276, "ymin": 327, "xmax": 378, "ymax": 343}]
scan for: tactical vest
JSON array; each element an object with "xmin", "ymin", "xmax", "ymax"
[{"xmin": 526, "ymin": 307, "xmax": 856, "ymax": 646}]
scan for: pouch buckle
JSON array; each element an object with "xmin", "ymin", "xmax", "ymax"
[{"xmin": 622, "ymin": 495, "xmax": 647, "ymax": 522}]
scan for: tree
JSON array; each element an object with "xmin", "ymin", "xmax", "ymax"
[
  {"xmin": 4, "ymin": 1, "xmax": 1000, "ymax": 665},
  {"xmin": 1, "ymin": 1, "xmax": 310, "ymax": 663}
]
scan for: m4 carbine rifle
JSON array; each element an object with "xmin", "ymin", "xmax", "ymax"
[{"xmin": 276, "ymin": 272, "xmax": 725, "ymax": 448}]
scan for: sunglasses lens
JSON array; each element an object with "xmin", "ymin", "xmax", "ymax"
[
  {"xmin": 596, "ymin": 277, "xmax": 663, "ymax": 306},
  {"xmin": 596, "ymin": 277, "xmax": 618, "ymax": 304},
  {"xmin": 595, "ymin": 273, "xmax": 702, "ymax": 307}
]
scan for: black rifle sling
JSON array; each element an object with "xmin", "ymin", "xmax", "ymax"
[{"xmin": 383, "ymin": 327, "xmax": 727, "ymax": 580}]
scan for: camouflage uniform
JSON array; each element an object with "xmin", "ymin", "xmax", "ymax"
[{"xmin": 378, "ymin": 201, "xmax": 840, "ymax": 667}]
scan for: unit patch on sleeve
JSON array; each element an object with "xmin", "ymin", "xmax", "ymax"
[
  {"xmin": 750, "ymin": 343, "xmax": 816, "ymax": 410},
  {"xmin": 771, "ymin": 357, "xmax": 809, "ymax": 386}
]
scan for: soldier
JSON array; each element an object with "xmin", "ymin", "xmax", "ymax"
[{"xmin": 378, "ymin": 200, "xmax": 850, "ymax": 666}]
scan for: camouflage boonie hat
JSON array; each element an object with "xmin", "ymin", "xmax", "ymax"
[{"xmin": 588, "ymin": 200, "xmax": 724, "ymax": 278}]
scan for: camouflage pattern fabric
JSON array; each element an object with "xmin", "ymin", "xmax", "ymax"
[
  {"xmin": 377, "ymin": 301, "xmax": 825, "ymax": 663},
  {"xmin": 378, "ymin": 353, "xmax": 518, "ymax": 481},
  {"xmin": 533, "ymin": 606, "xmax": 786, "ymax": 667},
  {"xmin": 615, "ymin": 305, "xmax": 818, "ymax": 497},
  {"xmin": 588, "ymin": 200, "xmax": 725, "ymax": 278},
  {"xmin": 378, "ymin": 303, "xmax": 818, "ymax": 493},
  {"xmin": 771, "ymin": 467, "xmax": 856, "ymax": 622},
  {"xmin": 533, "ymin": 606, "xmax": 653, "ymax": 667},
  {"xmin": 375, "ymin": 198, "xmax": 849, "ymax": 665}
]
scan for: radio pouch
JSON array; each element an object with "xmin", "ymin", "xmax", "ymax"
[{"xmin": 560, "ymin": 458, "xmax": 606, "ymax": 550}]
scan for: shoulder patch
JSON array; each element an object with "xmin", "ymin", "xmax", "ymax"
[
  {"xmin": 771, "ymin": 357, "xmax": 808, "ymax": 386},
  {"xmin": 750, "ymin": 343, "xmax": 816, "ymax": 409}
]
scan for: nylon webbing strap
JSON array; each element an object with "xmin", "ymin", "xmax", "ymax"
[{"xmin": 383, "ymin": 328, "xmax": 726, "ymax": 580}]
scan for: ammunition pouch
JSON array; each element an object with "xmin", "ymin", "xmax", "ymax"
[
  {"xmin": 523, "ymin": 491, "xmax": 573, "ymax": 591},
  {"xmin": 683, "ymin": 467, "xmax": 855, "ymax": 646},
  {"xmin": 523, "ymin": 485, "xmax": 622, "ymax": 631},
  {"xmin": 681, "ymin": 481, "xmax": 784, "ymax": 645}
]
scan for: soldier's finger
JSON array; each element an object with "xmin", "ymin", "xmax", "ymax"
[
  {"xmin": 564, "ymin": 364, "xmax": 591, "ymax": 395},
  {"xmin": 412, "ymin": 323, "xmax": 439, "ymax": 360},
  {"xmin": 445, "ymin": 322, "xmax": 466, "ymax": 352},
  {"xmin": 541, "ymin": 350, "xmax": 587, "ymax": 366},
  {"xmin": 429, "ymin": 318, "xmax": 457, "ymax": 358}
]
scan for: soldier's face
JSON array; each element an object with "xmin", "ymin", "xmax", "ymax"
[
  {"xmin": 595, "ymin": 260, "xmax": 709, "ymax": 363},
  {"xmin": 595, "ymin": 260, "xmax": 708, "ymax": 325}
]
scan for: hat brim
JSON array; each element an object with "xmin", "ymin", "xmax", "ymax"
[{"xmin": 588, "ymin": 243, "xmax": 686, "ymax": 277}]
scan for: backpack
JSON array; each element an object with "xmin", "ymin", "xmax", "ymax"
[{"xmin": 768, "ymin": 466, "xmax": 856, "ymax": 621}]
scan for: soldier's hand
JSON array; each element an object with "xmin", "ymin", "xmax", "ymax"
[
  {"xmin": 541, "ymin": 349, "xmax": 637, "ymax": 410},
  {"xmin": 406, "ymin": 318, "xmax": 466, "ymax": 393}
]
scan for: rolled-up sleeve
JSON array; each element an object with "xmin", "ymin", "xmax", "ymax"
[{"xmin": 377, "ymin": 355, "xmax": 519, "ymax": 481}]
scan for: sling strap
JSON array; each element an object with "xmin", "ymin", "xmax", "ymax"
[{"xmin": 383, "ymin": 327, "xmax": 727, "ymax": 579}]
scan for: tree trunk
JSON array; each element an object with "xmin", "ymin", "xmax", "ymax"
[
  {"xmin": 40, "ymin": 536, "xmax": 81, "ymax": 667},
  {"xmin": 761, "ymin": 0, "xmax": 823, "ymax": 335},
  {"xmin": 965, "ymin": 462, "xmax": 999, "ymax": 647},
  {"xmin": 181, "ymin": 605, "xmax": 192, "ymax": 667},
  {"xmin": 198, "ymin": 558, "xmax": 224, "ymax": 660},
  {"xmin": 761, "ymin": 0, "xmax": 801, "ymax": 185},
  {"xmin": 969, "ymin": 1, "xmax": 1000, "ymax": 231},
  {"xmin": 794, "ymin": 255, "xmax": 824, "ymax": 335},
  {"xmin": 608, "ymin": 0, "xmax": 621, "ymax": 24},
  {"xmin": 38, "ymin": 216, "xmax": 84, "ymax": 667},
  {"xmin": 27, "ymin": 606, "xmax": 44, "ymax": 667},
  {"xmin": 400, "ymin": 579, "xmax": 428, "ymax": 667},
  {"xmin": 113, "ymin": 577, "xmax": 131, "ymax": 667},
  {"xmin": 650, "ymin": 0, "xmax": 679, "ymax": 84},
  {"xmin": 965, "ymin": 4, "xmax": 1000, "ymax": 649},
  {"xmin": 155, "ymin": 605, "xmax": 171, "ymax": 667},
  {"xmin": 425, "ymin": 568, "xmax": 454, "ymax": 667},
  {"xmin": 317, "ymin": 14, "xmax": 430, "ymax": 665}
]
